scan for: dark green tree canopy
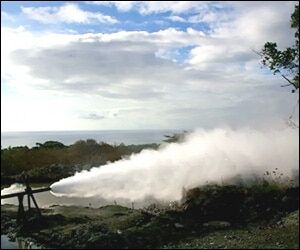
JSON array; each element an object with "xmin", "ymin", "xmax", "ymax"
[{"xmin": 259, "ymin": 5, "xmax": 299, "ymax": 92}]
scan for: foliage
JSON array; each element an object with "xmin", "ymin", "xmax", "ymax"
[
  {"xmin": 117, "ymin": 143, "xmax": 159, "ymax": 155},
  {"xmin": 163, "ymin": 131, "xmax": 189, "ymax": 143},
  {"xmin": 1, "ymin": 140, "xmax": 159, "ymax": 181},
  {"xmin": 259, "ymin": 4, "xmax": 299, "ymax": 91},
  {"xmin": 33, "ymin": 141, "xmax": 68, "ymax": 149},
  {"xmin": 181, "ymin": 183, "xmax": 299, "ymax": 223}
]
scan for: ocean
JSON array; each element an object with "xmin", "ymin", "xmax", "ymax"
[{"xmin": 1, "ymin": 129, "xmax": 181, "ymax": 148}]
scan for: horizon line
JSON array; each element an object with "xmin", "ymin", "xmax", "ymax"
[{"xmin": 1, "ymin": 128, "xmax": 186, "ymax": 133}]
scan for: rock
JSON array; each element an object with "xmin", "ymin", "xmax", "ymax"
[
  {"xmin": 203, "ymin": 221, "xmax": 231, "ymax": 229},
  {"xmin": 174, "ymin": 223, "xmax": 184, "ymax": 229}
]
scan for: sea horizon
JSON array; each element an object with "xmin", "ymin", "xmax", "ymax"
[{"xmin": 1, "ymin": 129, "xmax": 185, "ymax": 148}]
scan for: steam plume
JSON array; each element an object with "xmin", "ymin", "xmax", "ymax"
[{"xmin": 51, "ymin": 127, "xmax": 299, "ymax": 203}]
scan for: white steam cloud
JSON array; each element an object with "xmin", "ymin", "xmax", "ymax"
[{"xmin": 51, "ymin": 127, "xmax": 299, "ymax": 203}]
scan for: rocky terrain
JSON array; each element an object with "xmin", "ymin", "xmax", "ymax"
[{"xmin": 1, "ymin": 184, "xmax": 299, "ymax": 249}]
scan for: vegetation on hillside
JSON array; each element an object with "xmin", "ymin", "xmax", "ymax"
[{"xmin": 1, "ymin": 139, "xmax": 159, "ymax": 184}]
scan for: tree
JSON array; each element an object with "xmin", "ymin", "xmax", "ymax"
[
  {"xmin": 258, "ymin": 4, "xmax": 299, "ymax": 92},
  {"xmin": 34, "ymin": 141, "xmax": 67, "ymax": 149},
  {"xmin": 163, "ymin": 131, "xmax": 188, "ymax": 143}
]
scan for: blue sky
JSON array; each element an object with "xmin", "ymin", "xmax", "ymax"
[
  {"xmin": 1, "ymin": 1, "xmax": 217, "ymax": 33},
  {"xmin": 1, "ymin": 1, "xmax": 298, "ymax": 131}
]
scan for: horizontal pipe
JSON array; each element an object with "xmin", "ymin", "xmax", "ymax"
[{"xmin": 1, "ymin": 187, "xmax": 51, "ymax": 199}]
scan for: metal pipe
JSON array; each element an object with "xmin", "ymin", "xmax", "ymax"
[{"xmin": 1, "ymin": 187, "xmax": 51, "ymax": 199}]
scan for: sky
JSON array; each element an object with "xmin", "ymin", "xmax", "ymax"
[{"xmin": 1, "ymin": 1, "xmax": 299, "ymax": 131}]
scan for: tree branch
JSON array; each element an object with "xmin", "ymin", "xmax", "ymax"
[
  {"xmin": 251, "ymin": 48, "xmax": 263, "ymax": 57},
  {"xmin": 251, "ymin": 48, "xmax": 297, "ymax": 89},
  {"xmin": 280, "ymin": 74, "xmax": 295, "ymax": 86},
  {"xmin": 281, "ymin": 83, "xmax": 293, "ymax": 87}
]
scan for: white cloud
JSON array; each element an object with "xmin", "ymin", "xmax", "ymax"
[
  {"xmin": 166, "ymin": 15, "xmax": 186, "ymax": 23},
  {"xmin": 86, "ymin": 1, "xmax": 136, "ymax": 12},
  {"xmin": 185, "ymin": 1, "xmax": 297, "ymax": 72},
  {"xmin": 21, "ymin": 3, "xmax": 118, "ymax": 24},
  {"xmin": 81, "ymin": 113, "xmax": 105, "ymax": 120},
  {"xmin": 187, "ymin": 10, "xmax": 232, "ymax": 26},
  {"xmin": 86, "ymin": 1, "xmax": 211, "ymax": 14},
  {"xmin": 1, "ymin": 11, "xmax": 16, "ymax": 22},
  {"xmin": 2, "ymin": 1, "xmax": 299, "ymax": 131}
]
